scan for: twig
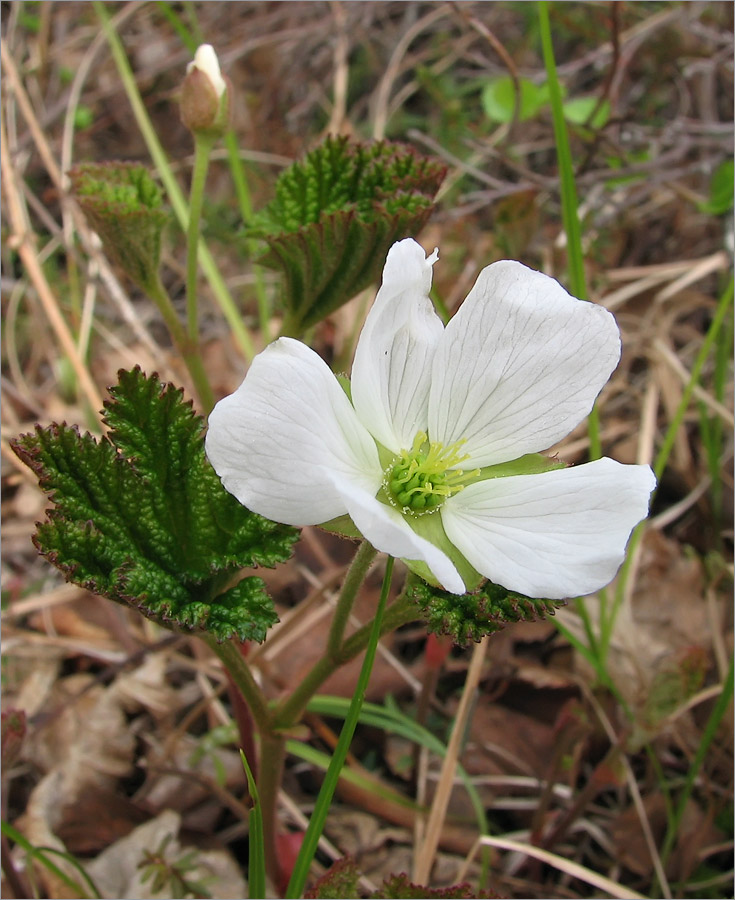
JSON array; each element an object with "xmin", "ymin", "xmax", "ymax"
[
  {"xmin": 0, "ymin": 106, "xmax": 104, "ymax": 419},
  {"xmin": 412, "ymin": 637, "xmax": 488, "ymax": 883},
  {"xmin": 372, "ymin": 4, "xmax": 450, "ymax": 140}
]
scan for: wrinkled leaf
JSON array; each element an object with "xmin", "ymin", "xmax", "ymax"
[
  {"xmin": 304, "ymin": 862, "xmax": 503, "ymax": 899},
  {"xmin": 375, "ymin": 873, "xmax": 501, "ymax": 899},
  {"xmin": 252, "ymin": 136, "xmax": 446, "ymax": 333},
  {"xmin": 304, "ymin": 856, "xmax": 360, "ymax": 899},
  {"xmin": 11, "ymin": 368, "xmax": 297, "ymax": 642},
  {"xmin": 407, "ymin": 576, "xmax": 564, "ymax": 646},
  {"xmin": 69, "ymin": 162, "xmax": 168, "ymax": 292}
]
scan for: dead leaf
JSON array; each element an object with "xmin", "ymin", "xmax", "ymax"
[
  {"xmin": 84, "ymin": 809, "xmax": 247, "ymax": 899},
  {"xmin": 610, "ymin": 791, "xmax": 667, "ymax": 877},
  {"xmin": 12, "ymin": 674, "xmax": 138, "ymax": 896}
]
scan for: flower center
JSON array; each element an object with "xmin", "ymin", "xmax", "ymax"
[{"xmin": 383, "ymin": 432, "xmax": 479, "ymax": 515}]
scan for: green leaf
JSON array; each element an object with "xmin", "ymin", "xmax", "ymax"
[
  {"xmin": 239, "ymin": 750, "xmax": 266, "ymax": 900},
  {"xmin": 407, "ymin": 576, "xmax": 565, "ymax": 646},
  {"xmin": 698, "ymin": 159, "xmax": 734, "ymax": 215},
  {"xmin": 2, "ymin": 821, "xmax": 102, "ymax": 899},
  {"xmin": 481, "ymin": 75, "xmax": 551, "ymax": 123},
  {"xmin": 11, "ymin": 368, "xmax": 297, "ymax": 642},
  {"xmin": 563, "ymin": 96, "xmax": 610, "ymax": 130},
  {"xmin": 252, "ymin": 136, "xmax": 446, "ymax": 333},
  {"xmin": 69, "ymin": 162, "xmax": 169, "ymax": 292},
  {"xmin": 73, "ymin": 105, "xmax": 95, "ymax": 130}
]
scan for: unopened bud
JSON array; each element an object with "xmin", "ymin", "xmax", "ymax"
[{"xmin": 181, "ymin": 44, "xmax": 230, "ymax": 138}]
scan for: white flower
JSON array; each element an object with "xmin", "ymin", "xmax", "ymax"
[
  {"xmin": 206, "ymin": 239, "xmax": 656, "ymax": 599},
  {"xmin": 187, "ymin": 44, "xmax": 226, "ymax": 98}
]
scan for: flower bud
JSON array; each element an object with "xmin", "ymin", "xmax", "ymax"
[{"xmin": 181, "ymin": 44, "xmax": 230, "ymax": 138}]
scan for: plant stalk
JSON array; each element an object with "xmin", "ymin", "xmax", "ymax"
[
  {"xmin": 327, "ymin": 541, "xmax": 377, "ymax": 656},
  {"xmin": 205, "ymin": 635, "xmax": 272, "ymax": 738},
  {"xmin": 94, "ymin": 0, "xmax": 256, "ymax": 361},
  {"xmin": 186, "ymin": 134, "xmax": 215, "ymax": 344},
  {"xmin": 286, "ymin": 557, "xmax": 395, "ymax": 899},
  {"xmin": 258, "ymin": 732, "xmax": 287, "ymax": 890},
  {"xmin": 147, "ymin": 276, "xmax": 215, "ymax": 413}
]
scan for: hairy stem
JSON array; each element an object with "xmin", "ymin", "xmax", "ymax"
[{"xmin": 205, "ymin": 635, "xmax": 272, "ymax": 738}]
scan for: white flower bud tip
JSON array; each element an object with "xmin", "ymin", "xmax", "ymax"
[{"xmin": 187, "ymin": 44, "xmax": 226, "ymax": 98}]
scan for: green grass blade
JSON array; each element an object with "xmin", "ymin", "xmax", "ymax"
[
  {"xmin": 653, "ymin": 277, "xmax": 734, "ymax": 486},
  {"xmin": 702, "ymin": 300, "xmax": 734, "ymax": 529},
  {"xmin": 286, "ymin": 556, "xmax": 394, "ymax": 899},
  {"xmin": 608, "ymin": 276, "xmax": 734, "ymax": 658},
  {"xmin": 155, "ymin": 2, "xmax": 198, "ymax": 53},
  {"xmin": 285, "ymin": 740, "xmax": 418, "ymax": 809},
  {"xmin": 537, "ymin": 2, "xmax": 586, "ymax": 299},
  {"xmin": 1, "ymin": 820, "xmax": 101, "ymax": 899},
  {"xmin": 305, "ymin": 695, "xmax": 490, "ymax": 838},
  {"xmin": 239, "ymin": 750, "xmax": 266, "ymax": 900},
  {"xmin": 537, "ymin": 2, "xmax": 601, "ymax": 465},
  {"xmin": 538, "ymin": 1, "xmax": 609, "ymax": 673},
  {"xmin": 659, "ymin": 654, "xmax": 734, "ymax": 875}
]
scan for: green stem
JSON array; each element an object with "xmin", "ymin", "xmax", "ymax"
[
  {"xmin": 147, "ymin": 276, "xmax": 215, "ymax": 413},
  {"xmin": 273, "ymin": 588, "xmax": 420, "ymax": 729},
  {"xmin": 327, "ymin": 542, "xmax": 377, "ymax": 656},
  {"xmin": 538, "ymin": 2, "xmax": 603, "ymax": 462},
  {"xmin": 204, "ymin": 635, "xmax": 273, "ymax": 738},
  {"xmin": 207, "ymin": 637, "xmax": 281, "ymax": 884},
  {"xmin": 186, "ymin": 134, "xmax": 215, "ymax": 344},
  {"xmin": 537, "ymin": 2, "xmax": 585, "ymax": 298},
  {"xmin": 258, "ymin": 733, "xmax": 287, "ymax": 889},
  {"xmin": 155, "ymin": 1, "xmax": 198, "ymax": 52},
  {"xmin": 539, "ymin": 1, "xmax": 610, "ymax": 664},
  {"xmin": 538, "ymin": 2, "xmax": 604, "ymax": 463},
  {"xmin": 278, "ymin": 310, "xmax": 304, "ymax": 340},
  {"xmin": 341, "ymin": 591, "xmax": 419, "ymax": 657},
  {"xmin": 94, "ymin": 0, "xmax": 256, "ymax": 362},
  {"xmin": 286, "ymin": 557, "xmax": 395, "ymax": 899}
]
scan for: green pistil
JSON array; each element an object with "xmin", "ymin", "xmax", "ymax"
[{"xmin": 384, "ymin": 432, "xmax": 479, "ymax": 515}]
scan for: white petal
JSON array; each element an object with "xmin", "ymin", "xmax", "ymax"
[
  {"xmin": 205, "ymin": 338, "xmax": 382, "ymax": 526},
  {"xmin": 429, "ymin": 261, "xmax": 621, "ymax": 467},
  {"xmin": 187, "ymin": 44, "xmax": 226, "ymax": 97},
  {"xmin": 331, "ymin": 477, "xmax": 466, "ymax": 595},
  {"xmin": 441, "ymin": 458, "xmax": 656, "ymax": 599},
  {"xmin": 351, "ymin": 239, "xmax": 444, "ymax": 454}
]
